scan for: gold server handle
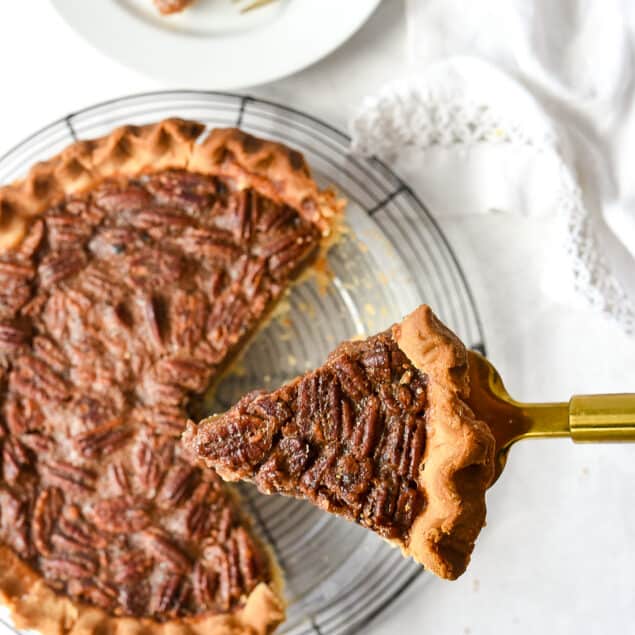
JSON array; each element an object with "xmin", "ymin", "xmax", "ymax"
[{"xmin": 569, "ymin": 394, "xmax": 635, "ymax": 442}]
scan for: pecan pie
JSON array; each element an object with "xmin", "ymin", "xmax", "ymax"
[
  {"xmin": 0, "ymin": 119, "xmax": 341, "ymax": 635},
  {"xmin": 185, "ymin": 305, "xmax": 496, "ymax": 580},
  {"xmin": 153, "ymin": 0, "xmax": 195, "ymax": 15}
]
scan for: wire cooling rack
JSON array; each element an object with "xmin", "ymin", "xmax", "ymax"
[{"xmin": 0, "ymin": 91, "xmax": 486, "ymax": 635}]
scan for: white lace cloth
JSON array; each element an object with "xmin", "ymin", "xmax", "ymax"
[{"xmin": 350, "ymin": 0, "xmax": 635, "ymax": 334}]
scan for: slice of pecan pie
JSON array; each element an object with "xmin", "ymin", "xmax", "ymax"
[
  {"xmin": 0, "ymin": 119, "xmax": 340, "ymax": 634},
  {"xmin": 185, "ymin": 305, "xmax": 496, "ymax": 581}
]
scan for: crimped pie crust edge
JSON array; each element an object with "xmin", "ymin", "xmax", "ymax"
[
  {"xmin": 0, "ymin": 118, "xmax": 339, "ymax": 252},
  {"xmin": 0, "ymin": 545, "xmax": 284, "ymax": 635},
  {"xmin": 393, "ymin": 305, "xmax": 495, "ymax": 580}
]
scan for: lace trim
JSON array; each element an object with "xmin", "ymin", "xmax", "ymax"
[{"xmin": 351, "ymin": 75, "xmax": 635, "ymax": 334}]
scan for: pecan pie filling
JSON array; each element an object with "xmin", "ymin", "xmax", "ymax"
[
  {"xmin": 188, "ymin": 330, "xmax": 428, "ymax": 541},
  {"xmin": 0, "ymin": 168, "xmax": 321, "ymax": 619}
]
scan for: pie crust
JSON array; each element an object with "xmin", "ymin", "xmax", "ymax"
[
  {"xmin": 0, "ymin": 119, "xmax": 341, "ymax": 634},
  {"xmin": 0, "ymin": 546, "xmax": 283, "ymax": 635},
  {"xmin": 393, "ymin": 305, "xmax": 495, "ymax": 579},
  {"xmin": 0, "ymin": 119, "xmax": 338, "ymax": 251},
  {"xmin": 185, "ymin": 305, "xmax": 496, "ymax": 580}
]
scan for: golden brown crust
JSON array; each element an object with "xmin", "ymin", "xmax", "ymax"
[
  {"xmin": 0, "ymin": 118, "xmax": 347, "ymax": 635},
  {"xmin": 84, "ymin": 119, "xmax": 204, "ymax": 179},
  {"xmin": 0, "ymin": 119, "xmax": 341, "ymax": 252},
  {"xmin": 393, "ymin": 305, "xmax": 495, "ymax": 580},
  {"xmin": 0, "ymin": 119, "xmax": 204, "ymax": 251},
  {"xmin": 0, "ymin": 546, "xmax": 284, "ymax": 635},
  {"xmin": 189, "ymin": 128, "xmax": 337, "ymax": 235}
]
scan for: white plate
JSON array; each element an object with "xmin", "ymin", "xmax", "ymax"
[{"xmin": 51, "ymin": 0, "xmax": 381, "ymax": 89}]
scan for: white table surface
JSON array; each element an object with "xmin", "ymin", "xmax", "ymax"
[{"xmin": 1, "ymin": 2, "xmax": 634, "ymax": 634}]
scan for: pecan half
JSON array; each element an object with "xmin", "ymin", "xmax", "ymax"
[
  {"xmin": 91, "ymin": 497, "xmax": 151, "ymax": 533},
  {"xmin": 0, "ymin": 323, "xmax": 29, "ymax": 351},
  {"xmin": 41, "ymin": 555, "xmax": 98, "ymax": 580},
  {"xmin": 38, "ymin": 250, "xmax": 87, "ymax": 287},
  {"xmin": 140, "ymin": 529, "xmax": 191, "ymax": 573},
  {"xmin": 150, "ymin": 573, "xmax": 190, "ymax": 617},
  {"xmin": 74, "ymin": 420, "xmax": 133, "ymax": 458},
  {"xmin": 158, "ymin": 463, "xmax": 198, "ymax": 507},
  {"xmin": 40, "ymin": 461, "xmax": 96, "ymax": 494},
  {"xmin": 32, "ymin": 487, "xmax": 64, "ymax": 556}
]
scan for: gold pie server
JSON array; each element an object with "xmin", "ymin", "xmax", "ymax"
[{"xmin": 467, "ymin": 351, "xmax": 635, "ymax": 483}]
